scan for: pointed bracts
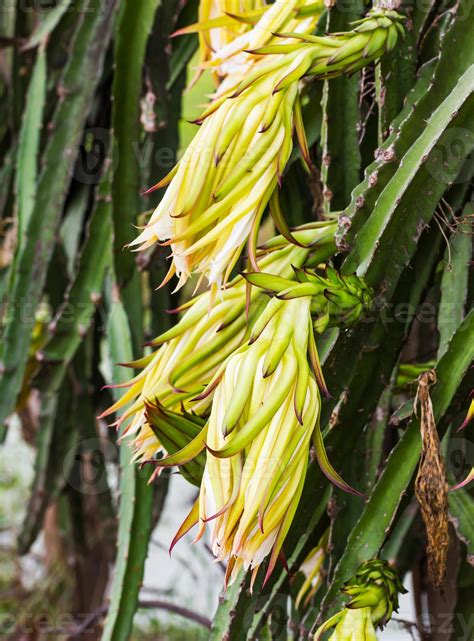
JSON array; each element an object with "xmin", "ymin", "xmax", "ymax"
[
  {"xmin": 314, "ymin": 559, "xmax": 407, "ymax": 640},
  {"xmin": 132, "ymin": 4, "xmax": 404, "ymax": 291}
]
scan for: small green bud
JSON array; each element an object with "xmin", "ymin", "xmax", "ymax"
[{"xmin": 314, "ymin": 559, "xmax": 406, "ymax": 640}]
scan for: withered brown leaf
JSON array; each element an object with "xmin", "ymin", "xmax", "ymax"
[{"xmin": 414, "ymin": 370, "xmax": 449, "ymax": 591}]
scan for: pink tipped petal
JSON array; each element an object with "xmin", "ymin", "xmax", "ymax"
[
  {"xmin": 449, "ymin": 467, "xmax": 474, "ymax": 491},
  {"xmin": 169, "ymin": 499, "xmax": 200, "ymax": 556}
]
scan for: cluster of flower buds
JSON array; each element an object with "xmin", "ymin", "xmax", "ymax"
[
  {"xmin": 100, "ymin": 223, "xmax": 336, "ymax": 463},
  {"xmin": 131, "ymin": 2, "xmax": 405, "ymax": 291},
  {"xmin": 137, "ymin": 260, "xmax": 372, "ymax": 582},
  {"xmin": 196, "ymin": 294, "xmax": 320, "ymax": 586},
  {"xmin": 314, "ymin": 559, "xmax": 406, "ymax": 640},
  {"xmin": 175, "ymin": 0, "xmax": 324, "ymax": 87},
  {"xmin": 250, "ymin": 10, "xmax": 406, "ymax": 79},
  {"xmin": 245, "ymin": 266, "xmax": 374, "ymax": 333},
  {"xmin": 104, "ymin": 0, "xmax": 406, "ymax": 587},
  {"xmin": 104, "ymin": 221, "xmax": 375, "ymax": 580}
]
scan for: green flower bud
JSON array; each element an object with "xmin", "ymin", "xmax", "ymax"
[
  {"xmin": 245, "ymin": 266, "xmax": 374, "ymax": 332},
  {"xmin": 315, "ymin": 559, "xmax": 407, "ymax": 640},
  {"xmin": 100, "ymin": 224, "xmax": 336, "ymax": 464},
  {"xmin": 131, "ymin": 2, "xmax": 404, "ymax": 291}
]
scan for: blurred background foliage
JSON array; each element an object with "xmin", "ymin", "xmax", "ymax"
[{"xmin": 0, "ymin": 0, "xmax": 472, "ymax": 640}]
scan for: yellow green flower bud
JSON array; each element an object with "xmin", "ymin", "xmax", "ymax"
[
  {"xmin": 171, "ymin": 285, "xmax": 363, "ymax": 584},
  {"xmin": 100, "ymin": 224, "xmax": 336, "ymax": 463},
  {"xmin": 195, "ymin": 295, "xmax": 320, "ymax": 587},
  {"xmin": 244, "ymin": 266, "xmax": 374, "ymax": 333},
  {"xmin": 145, "ymin": 402, "xmax": 206, "ymax": 487},
  {"xmin": 131, "ymin": 4, "xmax": 404, "ymax": 291},
  {"xmin": 314, "ymin": 559, "xmax": 406, "ymax": 641}
]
